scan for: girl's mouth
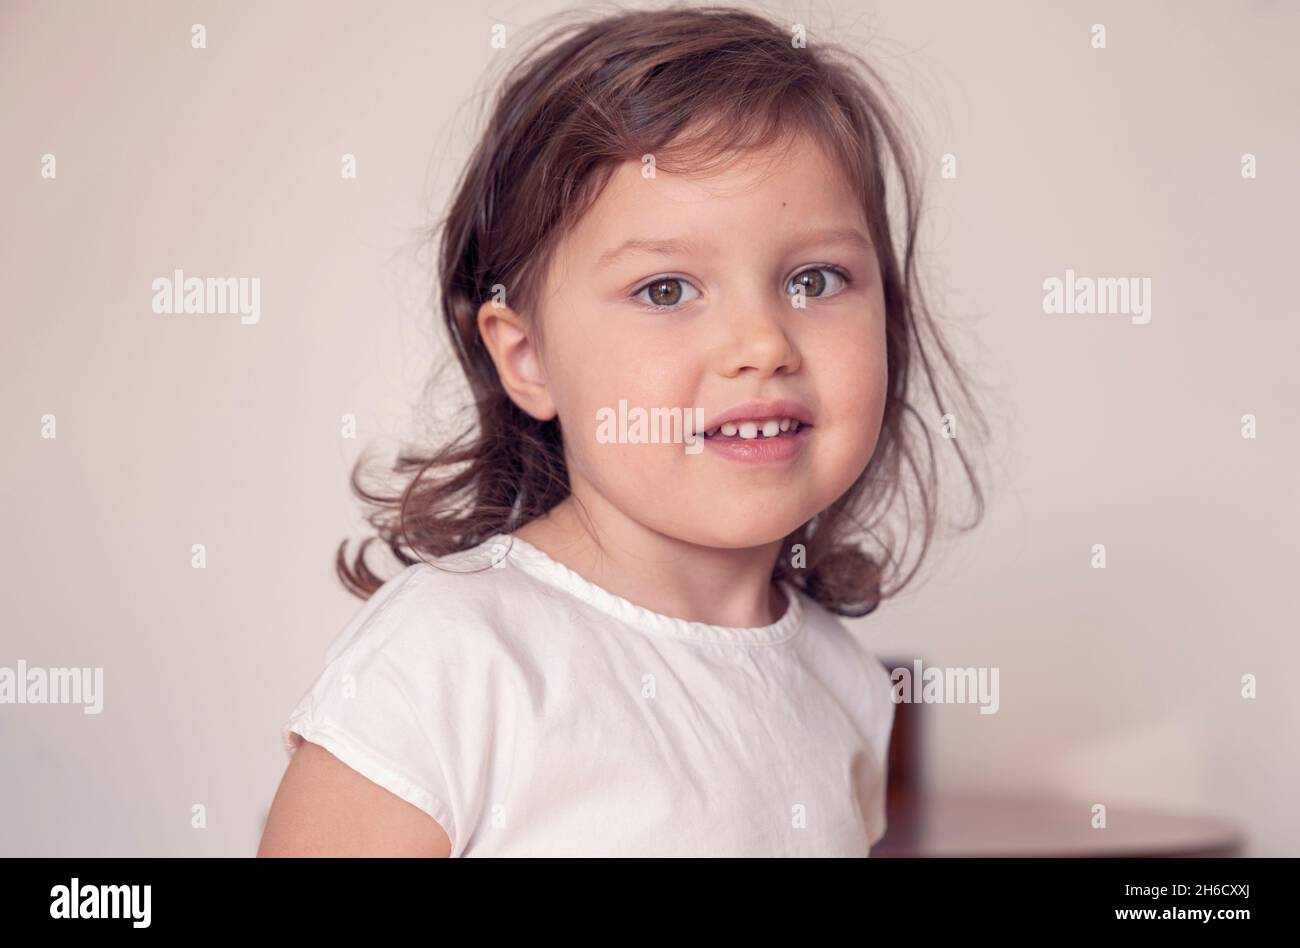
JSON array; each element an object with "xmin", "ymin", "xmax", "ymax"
[
  {"xmin": 702, "ymin": 418, "xmax": 809, "ymax": 441},
  {"xmin": 698, "ymin": 419, "xmax": 812, "ymax": 464}
]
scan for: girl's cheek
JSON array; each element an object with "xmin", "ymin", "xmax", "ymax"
[{"xmin": 815, "ymin": 322, "xmax": 885, "ymax": 397}]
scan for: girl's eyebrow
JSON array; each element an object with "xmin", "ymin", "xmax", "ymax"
[
  {"xmin": 595, "ymin": 225, "xmax": 873, "ymax": 271},
  {"xmin": 596, "ymin": 236, "xmax": 695, "ymax": 270}
]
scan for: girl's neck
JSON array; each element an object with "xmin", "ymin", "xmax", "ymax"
[{"xmin": 512, "ymin": 497, "xmax": 788, "ymax": 629}]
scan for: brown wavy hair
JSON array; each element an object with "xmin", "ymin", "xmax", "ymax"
[{"xmin": 338, "ymin": 3, "xmax": 990, "ymax": 617}]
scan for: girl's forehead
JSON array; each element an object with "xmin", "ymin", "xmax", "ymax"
[{"xmin": 569, "ymin": 137, "xmax": 862, "ymax": 251}]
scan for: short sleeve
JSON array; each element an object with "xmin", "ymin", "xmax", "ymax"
[
  {"xmin": 854, "ymin": 639, "xmax": 896, "ymax": 850},
  {"xmin": 281, "ymin": 565, "xmax": 457, "ymax": 848},
  {"xmin": 865, "ymin": 687, "xmax": 895, "ymax": 847}
]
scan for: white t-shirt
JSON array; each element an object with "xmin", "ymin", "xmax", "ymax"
[{"xmin": 281, "ymin": 533, "xmax": 895, "ymax": 856}]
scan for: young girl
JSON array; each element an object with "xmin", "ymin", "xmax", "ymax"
[{"xmin": 260, "ymin": 4, "xmax": 985, "ymax": 858}]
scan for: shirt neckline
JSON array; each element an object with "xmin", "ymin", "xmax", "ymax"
[{"xmin": 488, "ymin": 533, "xmax": 804, "ymax": 647}]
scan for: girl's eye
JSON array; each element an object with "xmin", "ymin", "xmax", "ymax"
[
  {"xmin": 631, "ymin": 276, "xmax": 700, "ymax": 311},
  {"xmin": 787, "ymin": 266, "xmax": 850, "ymax": 299},
  {"xmin": 630, "ymin": 267, "xmax": 851, "ymax": 311}
]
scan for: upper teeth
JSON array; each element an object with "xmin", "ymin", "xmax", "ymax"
[{"xmin": 707, "ymin": 418, "xmax": 801, "ymax": 439}]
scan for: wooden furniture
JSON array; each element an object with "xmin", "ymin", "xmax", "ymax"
[
  {"xmin": 872, "ymin": 656, "xmax": 1245, "ymax": 857},
  {"xmin": 873, "ymin": 794, "xmax": 1244, "ymax": 857}
]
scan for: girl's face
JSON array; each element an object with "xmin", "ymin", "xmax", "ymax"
[{"xmin": 491, "ymin": 134, "xmax": 888, "ymax": 550}]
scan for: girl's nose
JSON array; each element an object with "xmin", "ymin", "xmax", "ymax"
[{"xmin": 712, "ymin": 291, "xmax": 802, "ymax": 378}]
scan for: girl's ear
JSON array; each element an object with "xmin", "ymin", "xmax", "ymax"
[{"xmin": 476, "ymin": 300, "xmax": 557, "ymax": 421}]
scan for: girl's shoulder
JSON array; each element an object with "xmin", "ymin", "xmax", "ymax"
[
  {"xmin": 282, "ymin": 537, "xmax": 523, "ymax": 849},
  {"xmin": 789, "ymin": 586, "xmax": 897, "ymax": 738},
  {"xmin": 330, "ymin": 536, "xmax": 525, "ymax": 660}
]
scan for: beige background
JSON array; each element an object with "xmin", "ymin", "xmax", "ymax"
[{"xmin": 2, "ymin": 0, "xmax": 1297, "ymax": 856}]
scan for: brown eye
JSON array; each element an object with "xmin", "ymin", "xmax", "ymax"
[
  {"xmin": 788, "ymin": 266, "xmax": 849, "ymax": 299},
  {"xmin": 632, "ymin": 276, "xmax": 700, "ymax": 310},
  {"xmin": 791, "ymin": 269, "xmax": 825, "ymax": 296},
  {"xmin": 648, "ymin": 278, "xmax": 682, "ymax": 306}
]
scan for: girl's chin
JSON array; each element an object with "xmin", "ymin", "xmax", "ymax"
[{"xmin": 663, "ymin": 519, "xmax": 816, "ymax": 552}]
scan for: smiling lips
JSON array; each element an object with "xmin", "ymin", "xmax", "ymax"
[
  {"xmin": 696, "ymin": 399, "xmax": 813, "ymax": 463},
  {"xmin": 700, "ymin": 399, "xmax": 813, "ymax": 439},
  {"xmin": 704, "ymin": 417, "xmax": 805, "ymax": 440}
]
